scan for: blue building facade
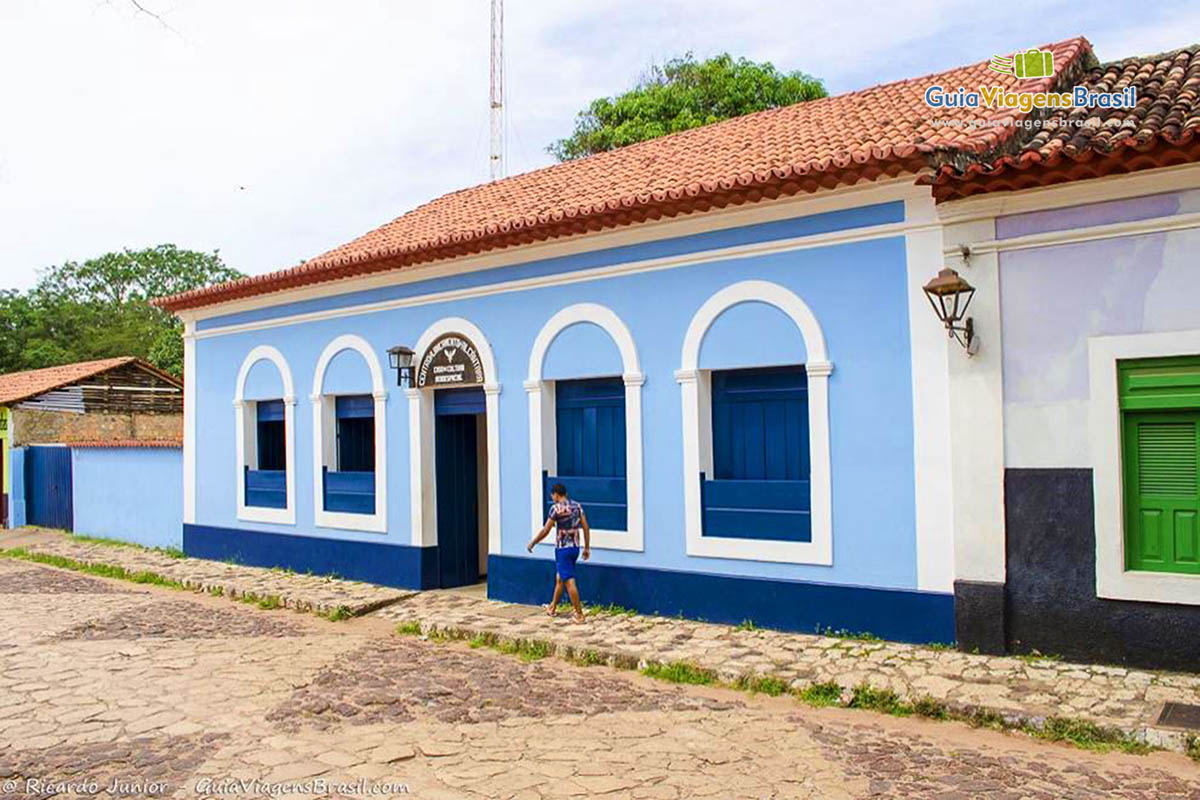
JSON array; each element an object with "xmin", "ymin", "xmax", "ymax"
[{"xmin": 179, "ymin": 184, "xmax": 957, "ymax": 643}]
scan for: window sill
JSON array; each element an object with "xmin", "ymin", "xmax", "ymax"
[
  {"xmin": 314, "ymin": 509, "xmax": 387, "ymax": 534},
  {"xmin": 237, "ymin": 505, "xmax": 295, "ymax": 525},
  {"xmin": 1097, "ymin": 567, "xmax": 1200, "ymax": 606}
]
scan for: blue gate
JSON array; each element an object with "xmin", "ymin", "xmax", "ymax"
[{"xmin": 25, "ymin": 446, "xmax": 73, "ymax": 530}]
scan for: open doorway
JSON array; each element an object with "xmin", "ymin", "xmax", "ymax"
[{"xmin": 433, "ymin": 388, "xmax": 488, "ymax": 589}]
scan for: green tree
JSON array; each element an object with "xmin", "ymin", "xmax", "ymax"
[
  {"xmin": 1, "ymin": 245, "xmax": 242, "ymax": 378},
  {"xmin": 549, "ymin": 53, "xmax": 827, "ymax": 161}
]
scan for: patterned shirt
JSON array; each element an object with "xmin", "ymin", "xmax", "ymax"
[{"xmin": 548, "ymin": 499, "xmax": 585, "ymax": 549}]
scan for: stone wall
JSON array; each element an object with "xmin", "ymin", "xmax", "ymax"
[{"xmin": 11, "ymin": 409, "xmax": 182, "ymax": 445}]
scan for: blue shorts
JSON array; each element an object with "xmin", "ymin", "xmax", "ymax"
[{"xmin": 555, "ymin": 546, "xmax": 580, "ymax": 581}]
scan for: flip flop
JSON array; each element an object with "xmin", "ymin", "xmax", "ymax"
[
  {"xmin": 542, "ymin": 604, "xmax": 557, "ymax": 617},
  {"xmin": 570, "ymin": 612, "xmax": 585, "ymax": 624}
]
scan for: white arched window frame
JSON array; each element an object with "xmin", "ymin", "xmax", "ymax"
[
  {"xmin": 525, "ymin": 303, "xmax": 645, "ymax": 552},
  {"xmin": 311, "ymin": 334, "xmax": 387, "ymax": 533},
  {"xmin": 235, "ymin": 345, "xmax": 297, "ymax": 525},
  {"xmin": 675, "ymin": 280, "xmax": 833, "ymax": 565},
  {"xmin": 408, "ymin": 317, "xmax": 501, "ymax": 553}
]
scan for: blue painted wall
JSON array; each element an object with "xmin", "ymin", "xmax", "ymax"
[
  {"xmin": 191, "ymin": 199, "xmax": 923, "ymax": 592},
  {"xmin": 72, "ymin": 447, "xmax": 182, "ymax": 548},
  {"xmin": 8, "ymin": 447, "xmax": 26, "ymax": 529}
]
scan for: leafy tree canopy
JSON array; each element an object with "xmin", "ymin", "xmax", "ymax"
[
  {"xmin": 549, "ymin": 53, "xmax": 827, "ymax": 161},
  {"xmin": 0, "ymin": 245, "xmax": 243, "ymax": 378}
]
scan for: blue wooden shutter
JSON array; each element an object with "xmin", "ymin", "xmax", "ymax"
[
  {"xmin": 551, "ymin": 377, "xmax": 627, "ymax": 530},
  {"xmin": 705, "ymin": 366, "xmax": 810, "ymax": 541},
  {"xmin": 555, "ymin": 378, "xmax": 626, "ymax": 478},
  {"xmin": 335, "ymin": 394, "xmax": 375, "ymax": 473}
]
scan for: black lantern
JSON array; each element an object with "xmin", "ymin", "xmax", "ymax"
[
  {"xmin": 923, "ymin": 267, "xmax": 977, "ymax": 354},
  {"xmin": 387, "ymin": 345, "xmax": 416, "ymax": 386}
]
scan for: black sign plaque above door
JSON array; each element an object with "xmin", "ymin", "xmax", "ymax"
[{"xmin": 416, "ymin": 333, "xmax": 485, "ymax": 388}]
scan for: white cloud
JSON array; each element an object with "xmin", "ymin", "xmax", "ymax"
[{"xmin": 0, "ymin": 0, "xmax": 1189, "ymax": 290}]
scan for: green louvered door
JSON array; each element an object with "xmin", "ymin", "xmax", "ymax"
[
  {"xmin": 1123, "ymin": 413, "xmax": 1200, "ymax": 572},
  {"xmin": 1120, "ymin": 356, "xmax": 1200, "ymax": 574}
]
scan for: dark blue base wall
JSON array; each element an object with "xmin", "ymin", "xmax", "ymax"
[
  {"xmin": 1004, "ymin": 468, "xmax": 1200, "ymax": 672},
  {"xmin": 488, "ymin": 554, "xmax": 955, "ymax": 644},
  {"xmin": 183, "ymin": 524, "xmax": 439, "ymax": 590}
]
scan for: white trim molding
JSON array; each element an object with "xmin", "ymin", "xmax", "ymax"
[
  {"xmin": 677, "ymin": 280, "xmax": 833, "ymax": 565},
  {"xmin": 526, "ymin": 303, "xmax": 645, "ymax": 552},
  {"xmin": 182, "ymin": 320, "xmax": 197, "ymax": 525},
  {"xmin": 409, "ymin": 317, "xmax": 501, "ymax": 554},
  {"xmin": 311, "ymin": 334, "xmax": 388, "ymax": 533},
  {"xmin": 904, "ymin": 193, "xmax": 955, "ymax": 592},
  {"xmin": 1090, "ymin": 329, "xmax": 1200, "ymax": 606},
  {"xmin": 234, "ymin": 346, "xmax": 297, "ymax": 525}
]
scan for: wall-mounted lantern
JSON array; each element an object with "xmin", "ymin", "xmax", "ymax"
[
  {"xmin": 923, "ymin": 267, "xmax": 978, "ymax": 355},
  {"xmin": 387, "ymin": 345, "xmax": 416, "ymax": 386}
]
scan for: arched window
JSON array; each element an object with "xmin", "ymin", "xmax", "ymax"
[
  {"xmin": 311, "ymin": 335, "xmax": 387, "ymax": 532},
  {"xmin": 527, "ymin": 303, "xmax": 644, "ymax": 552},
  {"xmin": 234, "ymin": 346, "xmax": 296, "ymax": 525},
  {"xmin": 676, "ymin": 280, "xmax": 833, "ymax": 565}
]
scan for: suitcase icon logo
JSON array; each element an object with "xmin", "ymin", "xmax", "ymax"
[{"xmin": 989, "ymin": 49, "xmax": 1054, "ymax": 80}]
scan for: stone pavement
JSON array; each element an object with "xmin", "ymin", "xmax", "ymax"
[
  {"xmin": 0, "ymin": 558, "xmax": 1197, "ymax": 799},
  {"xmin": 4, "ymin": 527, "xmax": 1200, "ymax": 753},
  {"xmin": 0, "ymin": 528, "xmax": 409, "ymax": 617}
]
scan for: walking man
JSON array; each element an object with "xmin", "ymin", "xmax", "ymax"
[{"xmin": 526, "ymin": 482, "xmax": 591, "ymax": 623}]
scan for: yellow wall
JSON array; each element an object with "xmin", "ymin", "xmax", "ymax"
[{"xmin": 0, "ymin": 406, "xmax": 8, "ymax": 495}]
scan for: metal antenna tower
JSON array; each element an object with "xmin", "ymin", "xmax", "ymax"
[{"xmin": 489, "ymin": 0, "xmax": 504, "ymax": 181}]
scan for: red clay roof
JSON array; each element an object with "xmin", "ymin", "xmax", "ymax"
[
  {"xmin": 157, "ymin": 38, "xmax": 1092, "ymax": 313},
  {"xmin": 928, "ymin": 45, "xmax": 1200, "ymax": 200},
  {"xmin": 0, "ymin": 357, "xmax": 181, "ymax": 406},
  {"xmin": 65, "ymin": 439, "xmax": 182, "ymax": 449}
]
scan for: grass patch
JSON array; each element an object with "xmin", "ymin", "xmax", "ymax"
[
  {"xmin": 394, "ymin": 620, "xmax": 423, "ymax": 636},
  {"xmin": 574, "ymin": 649, "xmax": 606, "ymax": 667},
  {"xmin": 911, "ymin": 695, "xmax": 949, "ymax": 720},
  {"xmin": 256, "ymin": 594, "xmax": 283, "ymax": 610},
  {"xmin": 734, "ymin": 674, "xmax": 790, "ymax": 696},
  {"xmin": 848, "ymin": 684, "xmax": 912, "ymax": 716},
  {"xmin": 1016, "ymin": 649, "xmax": 1063, "ymax": 664},
  {"xmin": 924, "ymin": 641, "xmax": 955, "ymax": 652},
  {"xmin": 468, "ymin": 634, "xmax": 489, "ymax": 649},
  {"xmin": 815, "ymin": 625, "xmax": 882, "ymax": 642},
  {"xmin": 324, "ymin": 605, "xmax": 353, "ymax": 622},
  {"xmin": 1185, "ymin": 734, "xmax": 1200, "ymax": 763},
  {"xmin": 208, "ymin": 585, "xmax": 224, "ymax": 597},
  {"xmin": 0, "ymin": 548, "xmax": 187, "ymax": 590},
  {"xmin": 797, "ymin": 681, "xmax": 844, "ymax": 707},
  {"xmin": 735, "ymin": 619, "xmax": 758, "ymax": 632},
  {"xmin": 586, "ymin": 603, "xmax": 636, "ymax": 617},
  {"xmin": 494, "ymin": 638, "xmax": 552, "ymax": 662},
  {"xmin": 641, "ymin": 661, "xmax": 715, "ymax": 686},
  {"xmin": 1033, "ymin": 716, "xmax": 1151, "ymax": 755}
]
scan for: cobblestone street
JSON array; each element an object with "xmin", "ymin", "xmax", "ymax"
[{"xmin": 0, "ymin": 559, "xmax": 1197, "ymax": 799}]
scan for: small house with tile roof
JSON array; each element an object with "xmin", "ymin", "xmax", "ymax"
[
  {"xmin": 0, "ymin": 357, "xmax": 182, "ymax": 531},
  {"xmin": 925, "ymin": 44, "xmax": 1200, "ymax": 670},
  {"xmin": 154, "ymin": 38, "xmax": 1200, "ymax": 668}
]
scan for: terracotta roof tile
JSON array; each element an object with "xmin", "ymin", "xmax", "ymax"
[
  {"xmin": 0, "ymin": 357, "xmax": 139, "ymax": 406},
  {"xmin": 928, "ymin": 45, "xmax": 1200, "ymax": 200},
  {"xmin": 157, "ymin": 38, "xmax": 1092, "ymax": 312},
  {"xmin": 65, "ymin": 439, "xmax": 182, "ymax": 449}
]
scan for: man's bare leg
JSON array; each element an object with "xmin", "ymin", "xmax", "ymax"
[
  {"xmin": 565, "ymin": 578, "xmax": 584, "ymax": 622},
  {"xmin": 545, "ymin": 576, "xmax": 564, "ymax": 616}
]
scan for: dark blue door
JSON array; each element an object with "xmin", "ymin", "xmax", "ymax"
[
  {"xmin": 25, "ymin": 446, "xmax": 73, "ymax": 530},
  {"xmin": 435, "ymin": 412, "xmax": 480, "ymax": 588}
]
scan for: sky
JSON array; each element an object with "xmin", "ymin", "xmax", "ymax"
[{"xmin": 1, "ymin": 0, "xmax": 1194, "ymax": 291}]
